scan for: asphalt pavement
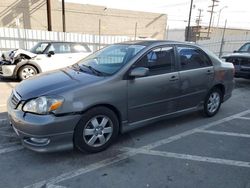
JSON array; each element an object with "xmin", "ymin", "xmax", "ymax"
[{"xmin": 0, "ymin": 77, "xmax": 250, "ymax": 188}]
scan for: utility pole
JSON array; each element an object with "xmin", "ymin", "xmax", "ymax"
[
  {"xmin": 207, "ymin": 0, "xmax": 219, "ymax": 38},
  {"xmin": 195, "ymin": 9, "xmax": 203, "ymax": 42},
  {"xmin": 98, "ymin": 19, "xmax": 101, "ymax": 50},
  {"xmin": 46, "ymin": 0, "xmax": 52, "ymax": 31},
  {"xmin": 186, "ymin": 0, "xmax": 194, "ymax": 41},
  {"xmin": 62, "ymin": 0, "xmax": 66, "ymax": 32},
  {"xmin": 134, "ymin": 22, "xmax": 137, "ymax": 40},
  {"xmin": 219, "ymin": 19, "xmax": 227, "ymax": 58}
]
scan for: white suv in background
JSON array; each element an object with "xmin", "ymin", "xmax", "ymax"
[{"xmin": 0, "ymin": 42, "xmax": 92, "ymax": 80}]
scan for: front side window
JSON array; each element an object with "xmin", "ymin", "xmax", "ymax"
[
  {"xmin": 77, "ymin": 44, "xmax": 145, "ymax": 75},
  {"xmin": 30, "ymin": 42, "xmax": 49, "ymax": 54},
  {"xmin": 70, "ymin": 44, "xmax": 90, "ymax": 53},
  {"xmin": 177, "ymin": 46, "xmax": 212, "ymax": 70},
  {"xmin": 135, "ymin": 46, "xmax": 175, "ymax": 75}
]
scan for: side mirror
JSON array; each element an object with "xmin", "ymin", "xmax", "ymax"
[
  {"xmin": 129, "ymin": 67, "xmax": 149, "ymax": 78},
  {"xmin": 47, "ymin": 51, "xmax": 55, "ymax": 57},
  {"xmin": 233, "ymin": 50, "xmax": 238, "ymax": 53}
]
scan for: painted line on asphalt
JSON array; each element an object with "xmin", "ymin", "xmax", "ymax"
[
  {"xmin": 46, "ymin": 184, "xmax": 67, "ymax": 188},
  {"xmin": 197, "ymin": 129, "xmax": 250, "ymax": 138},
  {"xmin": 236, "ymin": 117, "xmax": 250, "ymax": 120},
  {"xmin": 141, "ymin": 109, "xmax": 250, "ymax": 150},
  {"xmin": 0, "ymin": 104, "xmax": 6, "ymax": 107},
  {"xmin": 0, "ymin": 144, "xmax": 23, "ymax": 155},
  {"xmin": 24, "ymin": 109, "xmax": 250, "ymax": 188},
  {"xmin": 122, "ymin": 147, "xmax": 250, "ymax": 168},
  {"xmin": 24, "ymin": 151, "xmax": 138, "ymax": 188}
]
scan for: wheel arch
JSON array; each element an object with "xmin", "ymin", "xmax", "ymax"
[
  {"xmin": 211, "ymin": 83, "xmax": 225, "ymax": 101},
  {"xmin": 81, "ymin": 104, "xmax": 122, "ymax": 133},
  {"xmin": 14, "ymin": 60, "xmax": 42, "ymax": 76}
]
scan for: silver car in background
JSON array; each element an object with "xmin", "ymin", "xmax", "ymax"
[{"xmin": 7, "ymin": 40, "xmax": 234, "ymax": 153}]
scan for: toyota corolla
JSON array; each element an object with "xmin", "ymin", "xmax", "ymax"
[{"xmin": 7, "ymin": 41, "xmax": 234, "ymax": 153}]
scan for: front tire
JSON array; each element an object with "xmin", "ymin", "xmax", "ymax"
[
  {"xmin": 18, "ymin": 65, "xmax": 37, "ymax": 80},
  {"xmin": 74, "ymin": 107, "xmax": 119, "ymax": 153},
  {"xmin": 203, "ymin": 88, "xmax": 222, "ymax": 117}
]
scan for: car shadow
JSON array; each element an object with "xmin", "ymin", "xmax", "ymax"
[
  {"xmin": 0, "ymin": 77, "xmax": 19, "ymax": 83},
  {"xmin": 235, "ymin": 78, "xmax": 250, "ymax": 89}
]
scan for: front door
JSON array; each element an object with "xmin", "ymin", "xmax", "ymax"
[
  {"xmin": 38, "ymin": 43, "xmax": 73, "ymax": 72},
  {"xmin": 127, "ymin": 46, "xmax": 180, "ymax": 123}
]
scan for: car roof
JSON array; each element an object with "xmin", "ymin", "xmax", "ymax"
[
  {"xmin": 116, "ymin": 40, "xmax": 194, "ymax": 47},
  {"xmin": 37, "ymin": 41, "xmax": 84, "ymax": 44}
]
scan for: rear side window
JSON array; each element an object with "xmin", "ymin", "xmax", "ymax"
[
  {"xmin": 177, "ymin": 46, "xmax": 212, "ymax": 70},
  {"xmin": 70, "ymin": 44, "xmax": 89, "ymax": 53},
  {"xmin": 135, "ymin": 46, "xmax": 175, "ymax": 75},
  {"xmin": 47, "ymin": 43, "xmax": 71, "ymax": 54}
]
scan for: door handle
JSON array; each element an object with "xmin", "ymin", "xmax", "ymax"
[{"xmin": 169, "ymin": 75, "xmax": 179, "ymax": 81}]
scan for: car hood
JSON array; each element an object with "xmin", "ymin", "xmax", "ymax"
[
  {"xmin": 222, "ymin": 52, "xmax": 250, "ymax": 58},
  {"xmin": 15, "ymin": 67, "xmax": 105, "ymax": 100}
]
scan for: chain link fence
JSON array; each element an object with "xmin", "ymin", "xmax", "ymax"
[
  {"xmin": 0, "ymin": 27, "xmax": 139, "ymax": 54},
  {"xmin": 196, "ymin": 28, "xmax": 250, "ymax": 57}
]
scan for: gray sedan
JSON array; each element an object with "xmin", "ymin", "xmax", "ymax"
[{"xmin": 7, "ymin": 41, "xmax": 234, "ymax": 153}]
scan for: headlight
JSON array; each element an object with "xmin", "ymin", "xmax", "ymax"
[{"xmin": 23, "ymin": 96, "xmax": 64, "ymax": 114}]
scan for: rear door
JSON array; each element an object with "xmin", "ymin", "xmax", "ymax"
[
  {"xmin": 176, "ymin": 45, "xmax": 214, "ymax": 110},
  {"xmin": 127, "ymin": 45, "xmax": 181, "ymax": 123}
]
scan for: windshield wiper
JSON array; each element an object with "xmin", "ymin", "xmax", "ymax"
[
  {"xmin": 71, "ymin": 64, "xmax": 86, "ymax": 72},
  {"xmin": 80, "ymin": 64, "xmax": 108, "ymax": 76}
]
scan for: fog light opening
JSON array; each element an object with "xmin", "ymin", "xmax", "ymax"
[{"xmin": 29, "ymin": 137, "xmax": 50, "ymax": 145}]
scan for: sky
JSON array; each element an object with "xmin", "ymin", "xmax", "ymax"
[{"xmin": 65, "ymin": 0, "xmax": 250, "ymax": 30}]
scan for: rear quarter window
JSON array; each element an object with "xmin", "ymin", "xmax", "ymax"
[{"xmin": 177, "ymin": 46, "xmax": 212, "ymax": 70}]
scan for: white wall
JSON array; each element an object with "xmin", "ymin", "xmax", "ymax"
[{"xmin": 0, "ymin": 27, "xmax": 136, "ymax": 53}]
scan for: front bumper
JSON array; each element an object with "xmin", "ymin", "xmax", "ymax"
[
  {"xmin": 0, "ymin": 64, "xmax": 16, "ymax": 77},
  {"xmin": 234, "ymin": 71, "xmax": 250, "ymax": 79},
  {"xmin": 234, "ymin": 64, "xmax": 250, "ymax": 79},
  {"xmin": 7, "ymin": 98, "xmax": 82, "ymax": 152}
]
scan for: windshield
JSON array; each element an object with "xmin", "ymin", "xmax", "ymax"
[
  {"xmin": 238, "ymin": 43, "xmax": 250, "ymax": 52},
  {"xmin": 77, "ymin": 44, "xmax": 145, "ymax": 75},
  {"xmin": 30, "ymin": 42, "xmax": 49, "ymax": 54}
]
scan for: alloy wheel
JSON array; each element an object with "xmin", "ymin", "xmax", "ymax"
[
  {"xmin": 21, "ymin": 67, "xmax": 36, "ymax": 79},
  {"xmin": 83, "ymin": 115, "xmax": 113, "ymax": 147},
  {"xmin": 207, "ymin": 92, "xmax": 220, "ymax": 113}
]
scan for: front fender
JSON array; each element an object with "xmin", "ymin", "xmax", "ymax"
[{"xmin": 14, "ymin": 60, "xmax": 42, "ymax": 76}]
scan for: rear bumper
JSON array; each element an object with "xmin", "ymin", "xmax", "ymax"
[{"xmin": 7, "ymin": 98, "xmax": 82, "ymax": 152}]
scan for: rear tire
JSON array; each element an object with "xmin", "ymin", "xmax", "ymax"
[
  {"xmin": 203, "ymin": 88, "xmax": 222, "ymax": 117},
  {"xmin": 74, "ymin": 107, "xmax": 119, "ymax": 153},
  {"xmin": 18, "ymin": 65, "xmax": 37, "ymax": 80}
]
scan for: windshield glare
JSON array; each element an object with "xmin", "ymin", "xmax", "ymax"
[
  {"xmin": 30, "ymin": 42, "xmax": 49, "ymax": 54},
  {"xmin": 77, "ymin": 44, "xmax": 145, "ymax": 75}
]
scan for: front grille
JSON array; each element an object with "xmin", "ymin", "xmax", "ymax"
[{"xmin": 11, "ymin": 90, "xmax": 21, "ymax": 108}]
